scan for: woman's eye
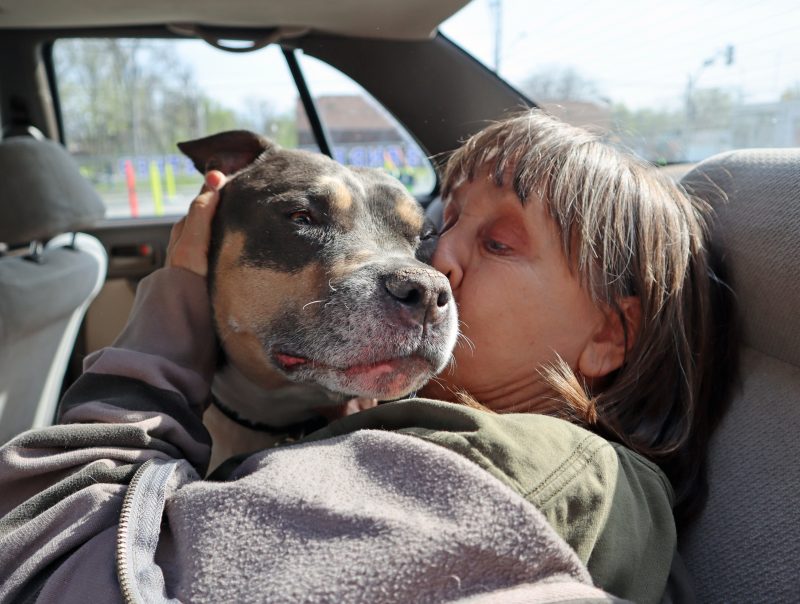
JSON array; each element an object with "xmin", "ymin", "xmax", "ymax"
[
  {"xmin": 484, "ymin": 238, "xmax": 511, "ymax": 254},
  {"xmin": 289, "ymin": 210, "xmax": 313, "ymax": 226}
]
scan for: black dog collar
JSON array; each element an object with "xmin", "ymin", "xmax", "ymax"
[{"xmin": 210, "ymin": 394, "xmax": 329, "ymax": 437}]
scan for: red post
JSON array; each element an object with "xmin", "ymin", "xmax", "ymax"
[{"xmin": 124, "ymin": 159, "xmax": 139, "ymax": 218}]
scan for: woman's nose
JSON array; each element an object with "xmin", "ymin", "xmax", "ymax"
[{"xmin": 431, "ymin": 231, "xmax": 464, "ymax": 291}]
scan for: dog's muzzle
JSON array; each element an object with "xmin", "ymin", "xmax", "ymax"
[{"xmin": 266, "ymin": 261, "xmax": 458, "ymax": 400}]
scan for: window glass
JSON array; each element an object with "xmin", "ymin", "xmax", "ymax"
[
  {"xmin": 441, "ymin": 0, "xmax": 800, "ymax": 166},
  {"xmin": 53, "ymin": 39, "xmax": 313, "ymax": 218},
  {"xmin": 297, "ymin": 53, "xmax": 437, "ymax": 196}
]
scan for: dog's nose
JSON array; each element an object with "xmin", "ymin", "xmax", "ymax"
[{"xmin": 383, "ymin": 268, "xmax": 451, "ymax": 326}]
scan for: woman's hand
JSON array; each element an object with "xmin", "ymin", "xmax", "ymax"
[{"xmin": 166, "ymin": 170, "xmax": 226, "ymax": 277}]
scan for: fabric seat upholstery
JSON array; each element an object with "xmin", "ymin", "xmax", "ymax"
[
  {"xmin": 678, "ymin": 148, "xmax": 800, "ymax": 602},
  {"xmin": 0, "ymin": 136, "xmax": 106, "ymax": 444}
]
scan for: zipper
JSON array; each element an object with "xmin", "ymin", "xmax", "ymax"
[
  {"xmin": 115, "ymin": 458, "xmax": 187, "ymax": 604},
  {"xmin": 116, "ymin": 458, "xmax": 152, "ymax": 604}
]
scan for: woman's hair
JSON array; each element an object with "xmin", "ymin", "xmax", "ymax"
[{"xmin": 441, "ymin": 109, "xmax": 738, "ymax": 526}]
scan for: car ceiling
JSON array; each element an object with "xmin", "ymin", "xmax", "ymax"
[{"xmin": 0, "ymin": 0, "xmax": 470, "ymax": 39}]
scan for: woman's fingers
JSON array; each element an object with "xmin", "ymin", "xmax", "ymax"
[
  {"xmin": 165, "ymin": 217, "xmax": 186, "ymax": 266},
  {"xmin": 205, "ymin": 170, "xmax": 226, "ymax": 191},
  {"xmin": 166, "ymin": 171, "xmax": 226, "ymax": 276}
]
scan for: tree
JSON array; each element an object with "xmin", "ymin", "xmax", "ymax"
[
  {"xmin": 611, "ymin": 104, "xmax": 684, "ymax": 163},
  {"xmin": 780, "ymin": 84, "xmax": 800, "ymax": 102},
  {"xmin": 519, "ymin": 66, "xmax": 603, "ymax": 103},
  {"xmin": 54, "ymin": 39, "xmax": 242, "ymax": 157},
  {"xmin": 686, "ymin": 88, "xmax": 733, "ymax": 131},
  {"xmin": 240, "ymin": 98, "xmax": 298, "ymax": 147},
  {"xmin": 56, "ymin": 39, "xmax": 132, "ymax": 156}
]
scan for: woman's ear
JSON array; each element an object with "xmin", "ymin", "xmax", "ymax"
[{"xmin": 577, "ymin": 297, "xmax": 642, "ymax": 379}]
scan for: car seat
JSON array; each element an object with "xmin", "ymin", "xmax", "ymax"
[
  {"xmin": 0, "ymin": 134, "xmax": 107, "ymax": 444},
  {"xmin": 678, "ymin": 148, "xmax": 800, "ymax": 602}
]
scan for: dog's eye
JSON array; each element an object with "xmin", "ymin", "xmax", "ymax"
[
  {"xmin": 419, "ymin": 228, "xmax": 436, "ymax": 241},
  {"xmin": 418, "ymin": 219, "xmax": 438, "ymax": 242},
  {"xmin": 289, "ymin": 210, "xmax": 313, "ymax": 226}
]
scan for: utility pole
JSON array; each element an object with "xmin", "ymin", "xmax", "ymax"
[
  {"xmin": 490, "ymin": 0, "xmax": 502, "ymax": 73},
  {"xmin": 684, "ymin": 44, "xmax": 735, "ymax": 159}
]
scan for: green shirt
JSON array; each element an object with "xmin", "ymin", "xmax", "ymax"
[{"xmin": 307, "ymin": 398, "xmax": 676, "ymax": 604}]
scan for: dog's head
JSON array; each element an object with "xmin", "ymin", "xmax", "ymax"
[{"xmin": 178, "ymin": 130, "xmax": 457, "ymax": 402}]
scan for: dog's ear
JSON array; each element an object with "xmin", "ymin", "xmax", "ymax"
[{"xmin": 177, "ymin": 130, "xmax": 277, "ymax": 175}]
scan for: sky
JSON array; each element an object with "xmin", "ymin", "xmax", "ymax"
[
  {"xmin": 441, "ymin": 0, "xmax": 800, "ymax": 109},
  {"xmin": 174, "ymin": 0, "xmax": 800, "ymax": 115}
]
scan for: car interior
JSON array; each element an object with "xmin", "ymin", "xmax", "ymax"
[{"xmin": 0, "ymin": 1, "xmax": 798, "ymax": 602}]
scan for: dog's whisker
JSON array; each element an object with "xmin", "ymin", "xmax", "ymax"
[
  {"xmin": 429, "ymin": 375, "xmax": 448, "ymax": 388},
  {"xmin": 457, "ymin": 331, "xmax": 475, "ymax": 347},
  {"xmin": 302, "ymin": 299, "xmax": 324, "ymax": 311},
  {"xmin": 444, "ymin": 354, "xmax": 458, "ymax": 375},
  {"xmin": 456, "ymin": 333, "xmax": 476, "ymax": 356},
  {"xmin": 328, "ymin": 279, "xmax": 338, "ymax": 292}
]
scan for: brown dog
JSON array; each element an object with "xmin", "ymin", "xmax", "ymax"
[{"xmin": 178, "ymin": 131, "xmax": 458, "ymax": 469}]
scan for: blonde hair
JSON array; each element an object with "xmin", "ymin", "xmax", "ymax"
[{"xmin": 442, "ymin": 110, "xmax": 738, "ymax": 525}]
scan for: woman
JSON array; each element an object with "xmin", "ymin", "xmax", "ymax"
[
  {"xmin": 0, "ymin": 111, "xmax": 736, "ymax": 603},
  {"xmin": 426, "ymin": 110, "xmax": 737, "ymax": 526}
]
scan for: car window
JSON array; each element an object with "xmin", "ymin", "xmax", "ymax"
[
  {"xmin": 52, "ymin": 39, "xmax": 435, "ymax": 219},
  {"xmin": 297, "ymin": 53, "xmax": 437, "ymax": 197},
  {"xmin": 53, "ymin": 39, "xmax": 310, "ymax": 218},
  {"xmin": 441, "ymin": 0, "xmax": 800, "ymax": 166}
]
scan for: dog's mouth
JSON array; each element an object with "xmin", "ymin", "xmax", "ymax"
[{"xmin": 273, "ymin": 351, "xmax": 432, "ymax": 400}]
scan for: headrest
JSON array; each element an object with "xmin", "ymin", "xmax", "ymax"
[
  {"xmin": 0, "ymin": 136, "xmax": 105, "ymax": 246},
  {"xmin": 681, "ymin": 148, "xmax": 800, "ymax": 367}
]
